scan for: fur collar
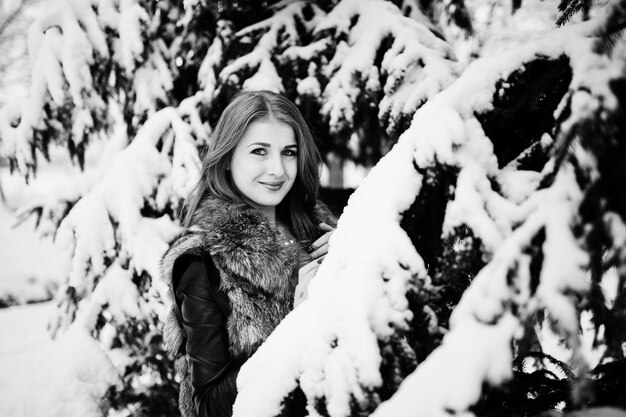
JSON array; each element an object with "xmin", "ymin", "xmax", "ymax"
[
  {"xmin": 180, "ymin": 197, "xmax": 302, "ymax": 298},
  {"xmin": 161, "ymin": 195, "xmax": 337, "ymax": 297}
]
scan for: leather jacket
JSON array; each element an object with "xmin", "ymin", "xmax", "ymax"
[{"xmin": 173, "ymin": 253, "xmax": 239, "ymax": 417}]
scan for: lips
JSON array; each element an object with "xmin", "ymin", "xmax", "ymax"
[{"xmin": 259, "ymin": 181, "xmax": 284, "ymax": 191}]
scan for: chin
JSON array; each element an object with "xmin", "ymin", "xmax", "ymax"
[{"xmin": 258, "ymin": 195, "xmax": 288, "ymax": 207}]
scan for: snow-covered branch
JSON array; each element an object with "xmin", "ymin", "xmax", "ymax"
[
  {"xmin": 316, "ymin": 0, "xmax": 459, "ymax": 139},
  {"xmin": 218, "ymin": 1, "xmax": 326, "ymax": 93},
  {"xmin": 52, "ymin": 105, "xmax": 200, "ymax": 305},
  {"xmin": 0, "ymin": 0, "xmax": 177, "ymax": 176}
]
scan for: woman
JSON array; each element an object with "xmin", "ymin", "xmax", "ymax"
[{"xmin": 161, "ymin": 90, "xmax": 335, "ymax": 417}]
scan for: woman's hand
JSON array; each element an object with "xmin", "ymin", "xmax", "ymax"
[
  {"xmin": 295, "ymin": 257, "xmax": 320, "ymax": 306},
  {"xmin": 294, "ymin": 223, "xmax": 335, "ymax": 306},
  {"xmin": 308, "ymin": 222, "xmax": 335, "ymax": 261}
]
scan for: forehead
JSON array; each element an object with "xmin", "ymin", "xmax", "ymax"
[{"xmin": 238, "ymin": 119, "xmax": 296, "ymax": 147}]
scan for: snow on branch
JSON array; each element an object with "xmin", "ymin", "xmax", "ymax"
[
  {"xmin": 27, "ymin": 263, "xmax": 150, "ymax": 417},
  {"xmin": 51, "ymin": 104, "xmax": 200, "ymax": 329},
  {"xmin": 218, "ymin": 1, "xmax": 326, "ymax": 93},
  {"xmin": 198, "ymin": 19, "xmax": 234, "ymax": 98},
  {"xmin": 314, "ymin": 0, "xmax": 459, "ymax": 138},
  {"xmin": 0, "ymin": 0, "xmax": 175, "ymax": 176},
  {"xmin": 369, "ymin": 20, "xmax": 615, "ymax": 417},
  {"xmin": 371, "ymin": 165, "xmax": 587, "ymax": 416}
]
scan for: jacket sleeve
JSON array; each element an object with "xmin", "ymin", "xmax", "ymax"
[{"xmin": 173, "ymin": 254, "xmax": 238, "ymax": 417}]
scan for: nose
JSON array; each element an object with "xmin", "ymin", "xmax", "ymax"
[{"xmin": 266, "ymin": 153, "xmax": 286, "ymax": 178}]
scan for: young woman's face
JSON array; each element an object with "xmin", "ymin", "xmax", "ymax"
[{"xmin": 230, "ymin": 119, "xmax": 298, "ymax": 212}]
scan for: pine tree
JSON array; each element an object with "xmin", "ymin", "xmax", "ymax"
[
  {"xmin": 231, "ymin": 1, "xmax": 626, "ymax": 416},
  {"xmin": 1, "ymin": 1, "xmax": 214, "ymax": 415}
]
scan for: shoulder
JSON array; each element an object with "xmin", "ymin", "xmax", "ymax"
[
  {"xmin": 172, "ymin": 253, "xmax": 221, "ymax": 292},
  {"xmin": 173, "ymin": 252, "xmax": 231, "ymax": 316},
  {"xmin": 172, "ymin": 253, "xmax": 204, "ymax": 288},
  {"xmin": 160, "ymin": 230, "xmax": 208, "ymax": 290},
  {"xmin": 173, "ymin": 254, "xmax": 213, "ymax": 301}
]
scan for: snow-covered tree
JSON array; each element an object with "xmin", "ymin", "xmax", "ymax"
[
  {"xmin": 1, "ymin": 0, "xmax": 625, "ymax": 416},
  {"xmin": 232, "ymin": 2, "xmax": 626, "ymax": 416},
  {"xmin": 0, "ymin": 0, "xmax": 211, "ymax": 415}
]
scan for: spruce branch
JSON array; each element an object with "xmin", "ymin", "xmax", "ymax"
[{"xmin": 556, "ymin": 0, "xmax": 593, "ymax": 26}]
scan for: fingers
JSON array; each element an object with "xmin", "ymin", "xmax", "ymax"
[
  {"xmin": 309, "ymin": 243, "xmax": 328, "ymax": 260},
  {"xmin": 309, "ymin": 223, "xmax": 336, "ymax": 259},
  {"xmin": 312, "ymin": 232, "xmax": 332, "ymax": 248}
]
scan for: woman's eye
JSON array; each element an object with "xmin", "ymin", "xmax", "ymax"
[
  {"xmin": 251, "ymin": 148, "xmax": 267, "ymax": 156},
  {"xmin": 282, "ymin": 149, "xmax": 297, "ymax": 157}
]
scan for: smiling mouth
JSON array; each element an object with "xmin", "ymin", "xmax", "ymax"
[{"xmin": 259, "ymin": 181, "xmax": 284, "ymax": 191}]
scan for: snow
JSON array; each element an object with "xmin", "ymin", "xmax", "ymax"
[
  {"xmin": 0, "ymin": 0, "xmax": 46, "ymax": 106},
  {"xmin": 54, "ymin": 107, "xmax": 195, "ymax": 295},
  {"xmin": 0, "ymin": 302, "xmax": 55, "ymax": 417},
  {"xmin": 366, "ymin": 17, "xmax": 615, "ymax": 416},
  {"xmin": 22, "ymin": 318, "xmax": 122, "ymax": 417},
  {"xmin": 534, "ymin": 168, "xmax": 589, "ymax": 335},
  {"xmin": 371, "ymin": 314, "xmax": 519, "ymax": 417},
  {"xmin": 1, "ymin": 0, "xmax": 177, "ymax": 176},
  {"xmin": 0, "ymin": 164, "xmax": 69, "ymax": 305},
  {"xmin": 198, "ymin": 20, "xmax": 227, "ymax": 97},
  {"xmin": 118, "ymin": 0, "xmax": 149, "ymax": 73},
  {"xmin": 220, "ymin": 2, "xmax": 326, "ymax": 94},
  {"xmin": 2, "ymin": 104, "xmax": 198, "ymax": 417},
  {"xmin": 243, "ymin": 59, "xmax": 285, "ymax": 93},
  {"xmin": 498, "ymin": 168, "xmax": 543, "ymax": 204},
  {"xmin": 296, "ymin": 70, "xmax": 322, "ymax": 98},
  {"xmin": 0, "ymin": 204, "xmax": 64, "ymax": 305},
  {"xmin": 283, "ymin": 39, "xmax": 330, "ymax": 62},
  {"xmin": 79, "ymin": 263, "xmax": 143, "ymax": 326},
  {"xmin": 605, "ymin": 212, "xmax": 626, "ymax": 265},
  {"xmin": 461, "ymin": 0, "xmax": 564, "ymax": 60},
  {"xmin": 4, "ymin": 265, "xmax": 158, "ymax": 417},
  {"xmin": 317, "ymin": 0, "xmax": 458, "ymax": 136}
]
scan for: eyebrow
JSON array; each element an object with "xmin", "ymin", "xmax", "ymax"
[{"xmin": 247, "ymin": 142, "xmax": 298, "ymax": 149}]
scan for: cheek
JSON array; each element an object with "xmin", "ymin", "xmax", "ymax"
[
  {"xmin": 288, "ymin": 158, "xmax": 298, "ymax": 179},
  {"xmin": 231, "ymin": 155, "xmax": 253, "ymax": 180},
  {"xmin": 229, "ymin": 161, "xmax": 248, "ymax": 189}
]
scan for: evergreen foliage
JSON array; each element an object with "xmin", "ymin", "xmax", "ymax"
[{"xmin": 557, "ymin": 0, "xmax": 593, "ymax": 26}]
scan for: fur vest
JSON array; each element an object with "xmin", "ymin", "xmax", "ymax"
[{"xmin": 160, "ymin": 197, "xmax": 333, "ymax": 417}]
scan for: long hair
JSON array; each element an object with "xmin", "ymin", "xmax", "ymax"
[{"xmin": 182, "ymin": 90, "xmax": 322, "ymax": 242}]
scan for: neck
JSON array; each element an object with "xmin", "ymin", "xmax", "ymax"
[{"xmin": 259, "ymin": 206, "xmax": 276, "ymax": 224}]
